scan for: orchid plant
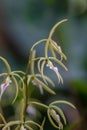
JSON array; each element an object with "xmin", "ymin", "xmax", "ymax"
[{"xmin": 0, "ymin": 19, "xmax": 76, "ymax": 130}]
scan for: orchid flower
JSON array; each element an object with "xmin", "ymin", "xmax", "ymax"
[
  {"xmin": 50, "ymin": 39, "xmax": 64, "ymax": 61},
  {"xmin": 50, "ymin": 109, "xmax": 60, "ymax": 122},
  {"xmin": 46, "ymin": 60, "xmax": 63, "ymax": 83},
  {"xmin": 49, "ymin": 109, "xmax": 63, "ymax": 129},
  {"xmin": 56, "ymin": 114, "xmax": 60, "ymax": 122},
  {"xmin": 0, "ymin": 77, "xmax": 12, "ymax": 99},
  {"xmin": 58, "ymin": 46, "xmax": 63, "ymax": 61},
  {"xmin": 26, "ymin": 105, "xmax": 36, "ymax": 116},
  {"xmin": 32, "ymin": 79, "xmax": 43, "ymax": 94}
]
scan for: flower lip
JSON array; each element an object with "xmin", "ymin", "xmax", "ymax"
[
  {"xmin": 0, "ymin": 77, "xmax": 12, "ymax": 98},
  {"xmin": 46, "ymin": 61, "xmax": 61, "ymax": 83}
]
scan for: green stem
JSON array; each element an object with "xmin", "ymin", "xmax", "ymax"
[
  {"xmin": 45, "ymin": 38, "xmax": 50, "ymax": 58},
  {"xmin": 22, "ymin": 75, "xmax": 28, "ymax": 122},
  {"xmin": 26, "ymin": 39, "xmax": 47, "ymax": 75},
  {"xmin": 21, "ymin": 47, "xmax": 32, "ymax": 122},
  {"xmin": 21, "ymin": 59, "xmax": 29, "ymax": 122},
  {"xmin": 22, "ymin": 51, "xmax": 33, "ymax": 122},
  {"xmin": 26, "ymin": 53, "xmax": 31, "ymax": 75},
  {"xmin": 26, "ymin": 49, "xmax": 35, "ymax": 75}
]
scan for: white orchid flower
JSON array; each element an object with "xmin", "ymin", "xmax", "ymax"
[{"xmin": 46, "ymin": 60, "xmax": 63, "ymax": 83}]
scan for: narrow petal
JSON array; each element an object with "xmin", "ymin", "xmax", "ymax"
[
  {"xmin": 32, "ymin": 79, "xmax": 43, "ymax": 94},
  {"xmin": 0, "ymin": 77, "xmax": 12, "ymax": 98},
  {"xmin": 46, "ymin": 61, "xmax": 61, "ymax": 83},
  {"xmin": 0, "ymin": 83, "xmax": 8, "ymax": 98},
  {"xmin": 56, "ymin": 114, "xmax": 60, "ymax": 121}
]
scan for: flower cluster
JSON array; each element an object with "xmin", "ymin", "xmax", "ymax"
[{"xmin": 0, "ymin": 19, "xmax": 76, "ymax": 130}]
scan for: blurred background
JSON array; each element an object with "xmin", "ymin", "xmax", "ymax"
[{"xmin": 0, "ymin": 0, "xmax": 87, "ymax": 130}]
